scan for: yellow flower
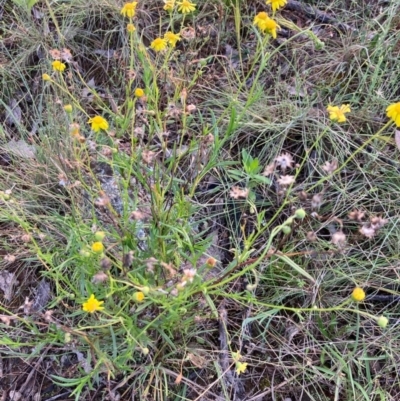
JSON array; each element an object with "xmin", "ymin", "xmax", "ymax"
[
  {"xmin": 121, "ymin": 2, "xmax": 138, "ymax": 18},
  {"xmin": 326, "ymin": 104, "xmax": 351, "ymax": 123},
  {"xmin": 164, "ymin": 31, "xmax": 181, "ymax": 47},
  {"xmin": 82, "ymin": 294, "xmax": 104, "ymax": 313},
  {"xmin": 266, "ymin": 0, "xmax": 287, "ymax": 12},
  {"xmin": 52, "ymin": 60, "xmax": 66, "ymax": 72},
  {"xmin": 351, "ymin": 287, "xmax": 366, "ymax": 302},
  {"xmin": 163, "ymin": 0, "xmax": 175, "ymax": 11},
  {"xmin": 42, "ymin": 73, "xmax": 51, "ymax": 81},
  {"xmin": 135, "ymin": 88, "xmax": 145, "ymax": 97},
  {"xmin": 254, "ymin": 13, "xmax": 279, "ymax": 38},
  {"xmin": 127, "ymin": 23, "xmax": 136, "ymax": 32},
  {"xmin": 151, "ymin": 37, "xmax": 167, "ymax": 52},
  {"xmin": 88, "ymin": 115, "xmax": 109, "ymax": 132},
  {"xmin": 386, "ymin": 102, "xmax": 400, "ymax": 127},
  {"xmin": 132, "ymin": 291, "xmax": 145, "ymax": 302},
  {"xmin": 177, "ymin": 0, "xmax": 196, "ymax": 13},
  {"xmin": 235, "ymin": 362, "xmax": 248, "ymax": 375},
  {"xmin": 92, "ymin": 241, "xmax": 104, "ymax": 253}
]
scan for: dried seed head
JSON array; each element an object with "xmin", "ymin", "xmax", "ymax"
[
  {"xmin": 348, "ymin": 209, "xmax": 365, "ymax": 221},
  {"xmin": 275, "ymin": 153, "xmax": 294, "ymax": 172},
  {"xmin": 263, "ymin": 162, "xmax": 275, "ymax": 176},
  {"xmin": 277, "ymin": 175, "xmax": 295, "ymax": 187},
  {"xmin": 321, "ymin": 159, "xmax": 338, "ymax": 175},
  {"xmin": 306, "ymin": 231, "xmax": 318, "ymax": 242},
  {"xmin": 331, "ymin": 231, "xmax": 346, "ymax": 248},
  {"xmin": 359, "ymin": 225, "xmax": 376, "ymax": 238},
  {"xmin": 229, "ymin": 186, "xmax": 249, "ymax": 199},
  {"xmin": 311, "ymin": 193, "xmax": 323, "ymax": 210},
  {"xmin": 370, "ymin": 216, "xmax": 388, "ymax": 230},
  {"xmin": 142, "ymin": 149, "xmax": 157, "ymax": 164}
]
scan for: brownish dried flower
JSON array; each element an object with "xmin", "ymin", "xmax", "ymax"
[
  {"xmin": 331, "ymin": 231, "xmax": 346, "ymax": 248},
  {"xmin": 230, "ymin": 186, "xmax": 249, "ymax": 199},
  {"xmin": 359, "ymin": 225, "xmax": 376, "ymax": 238},
  {"xmin": 306, "ymin": 231, "xmax": 318, "ymax": 242},
  {"xmin": 142, "ymin": 149, "xmax": 157, "ymax": 164},
  {"xmin": 321, "ymin": 159, "xmax": 338, "ymax": 175},
  {"xmin": 92, "ymin": 271, "xmax": 109, "ymax": 284},
  {"xmin": 348, "ymin": 209, "xmax": 365, "ymax": 221},
  {"xmin": 262, "ymin": 162, "xmax": 275, "ymax": 176},
  {"xmin": 275, "ymin": 153, "xmax": 294, "ymax": 172},
  {"xmin": 277, "ymin": 175, "xmax": 295, "ymax": 186}
]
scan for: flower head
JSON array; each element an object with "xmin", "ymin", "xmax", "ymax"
[
  {"xmin": 151, "ymin": 37, "xmax": 167, "ymax": 52},
  {"xmin": 121, "ymin": 2, "xmax": 138, "ymax": 18},
  {"xmin": 377, "ymin": 316, "xmax": 389, "ymax": 329},
  {"xmin": 63, "ymin": 104, "xmax": 73, "ymax": 113},
  {"xmin": 127, "ymin": 23, "xmax": 136, "ymax": 32},
  {"xmin": 326, "ymin": 104, "xmax": 351, "ymax": 123},
  {"xmin": 92, "ymin": 242, "xmax": 104, "ymax": 253},
  {"xmin": 177, "ymin": 0, "xmax": 196, "ymax": 13},
  {"xmin": 135, "ymin": 88, "xmax": 145, "ymax": 97},
  {"xmin": 164, "ymin": 31, "xmax": 181, "ymax": 47},
  {"xmin": 82, "ymin": 294, "xmax": 104, "ymax": 313},
  {"xmin": 163, "ymin": 0, "xmax": 175, "ymax": 11},
  {"xmin": 266, "ymin": 0, "xmax": 287, "ymax": 12},
  {"xmin": 132, "ymin": 291, "xmax": 145, "ymax": 302},
  {"xmin": 88, "ymin": 115, "xmax": 109, "ymax": 132},
  {"xmin": 386, "ymin": 102, "xmax": 400, "ymax": 127},
  {"xmin": 351, "ymin": 287, "xmax": 366, "ymax": 302},
  {"xmin": 253, "ymin": 12, "xmax": 279, "ymax": 38},
  {"xmin": 235, "ymin": 362, "xmax": 248, "ymax": 375},
  {"xmin": 52, "ymin": 60, "xmax": 66, "ymax": 72},
  {"xmin": 42, "ymin": 73, "xmax": 51, "ymax": 81}
]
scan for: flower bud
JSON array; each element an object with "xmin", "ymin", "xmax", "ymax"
[
  {"xmin": 377, "ymin": 316, "xmax": 388, "ymax": 329},
  {"xmin": 64, "ymin": 104, "xmax": 73, "ymax": 113},
  {"xmin": 281, "ymin": 225, "xmax": 291, "ymax": 235},
  {"xmin": 351, "ymin": 287, "xmax": 366, "ymax": 302},
  {"xmin": 42, "ymin": 73, "xmax": 51, "ymax": 81},
  {"xmin": 94, "ymin": 231, "xmax": 106, "ymax": 241},
  {"xmin": 294, "ymin": 209, "xmax": 306, "ymax": 219}
]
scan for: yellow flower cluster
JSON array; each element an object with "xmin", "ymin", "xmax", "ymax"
[
  {"xmin": 151, "ymin": 31, "xmax": 181, "ymax": 52},
  {"xmin": 253, "ymin": 12, "xmax": 279, "ymax": 38}
]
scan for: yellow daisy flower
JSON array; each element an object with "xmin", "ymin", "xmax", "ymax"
[
  {"xmin": 177, "ymin": 0, "xmax": 196, "ymax": 13},
  {"xmin": 351, "ymin": 287, "xmax": 366, "ymax": 302},
  {"xmin": 386, "ymin": 102, "xmax": 400, "ymax": 127},
  {"xmin": 164, "ymin": 31, "xmax": 181, "ymax": 47},
  {"xmin": 52, "ymin": 60, "xmax": 66, "ymax": 72},
  {"xmin": 163, "ymin": 0, "xmax": 175, "ymax": 11},
  {"xmin": 254, "ymin": 12, "xmax": 279, "ymax": 38},
  {"xmin": 266, "ymin": 0, "xmax": 287, "ymax": 12},
  {"xmin": 121, "ymin": 2, "xmax": 138, "ymax": 18},
  {"xmin": 82, "ymin": 294, "xmax": 104, "ymax": 313},
  {"xmin": 326, "ymin": 104, "xmax": 351, "ymax": 123},
  {"xmin": 151, "ymin": 37, "xmax": 167, "ymax": 52},
  {"xmin": 88, "ymin": 116, "xmax": 109, "ymax": 132}
]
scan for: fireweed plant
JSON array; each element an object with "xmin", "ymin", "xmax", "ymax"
[{"xmin": 2, "ymin": 0, "xmax": 400, "ymax": 399}]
